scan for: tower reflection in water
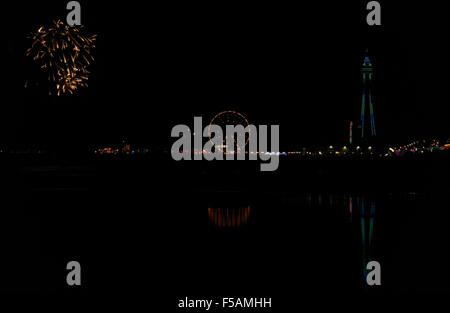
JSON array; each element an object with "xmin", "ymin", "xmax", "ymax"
[
  {"xmin": 208, "ymin": 205, "xmax": 251, "ymax": 228},
  {"xmin": 304, "ymin": 192, "xmax": 377, "ymax": 285},
  {"xmin": 358, "ymin": 197, "xmax": 376, "ymax": 281}
]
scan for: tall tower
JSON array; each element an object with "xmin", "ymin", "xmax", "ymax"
[{"xmin": 360, "ymin": 49, "xmax": 376, "ymax": 139}]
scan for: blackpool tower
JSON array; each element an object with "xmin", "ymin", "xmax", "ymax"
[{"xmin": 360, "ymin": 49, "xmax": 376, "ymax": 139}]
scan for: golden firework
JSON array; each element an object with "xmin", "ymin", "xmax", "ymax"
[{"xmin": 26, "ymin": 20, "xmax": 96, "ymax": 96}]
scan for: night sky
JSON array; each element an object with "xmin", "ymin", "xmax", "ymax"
[{"xmin": 4, "ymin": 1, "xmax": 449, "ymax": 149}]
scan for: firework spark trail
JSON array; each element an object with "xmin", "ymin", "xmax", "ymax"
[{"xmin": 26, "ymin": 20, "xmax": 97, "ymax": 96}]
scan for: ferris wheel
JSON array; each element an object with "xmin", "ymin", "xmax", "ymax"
[{"xmin": 207, "ymin": 111, "xmax": 251, "ymax": 153}]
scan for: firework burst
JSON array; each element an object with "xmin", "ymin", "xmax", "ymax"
[{"xmin": 26, "ymin": 20, "xmax": 97, "ymax": 96}]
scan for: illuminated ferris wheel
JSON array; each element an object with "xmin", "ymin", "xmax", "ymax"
[{"xmin": 207, "ymin": 111, "xmax": 251, "ymax": 153}]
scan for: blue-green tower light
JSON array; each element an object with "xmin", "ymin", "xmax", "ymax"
[{"xmin": 361, "ymin": 49, "xmax": 376, "ymax": 138}]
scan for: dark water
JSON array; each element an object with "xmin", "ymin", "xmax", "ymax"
[{"xmin": 2, "ymin": 156, "xmax": 450, "ymax": 307}]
